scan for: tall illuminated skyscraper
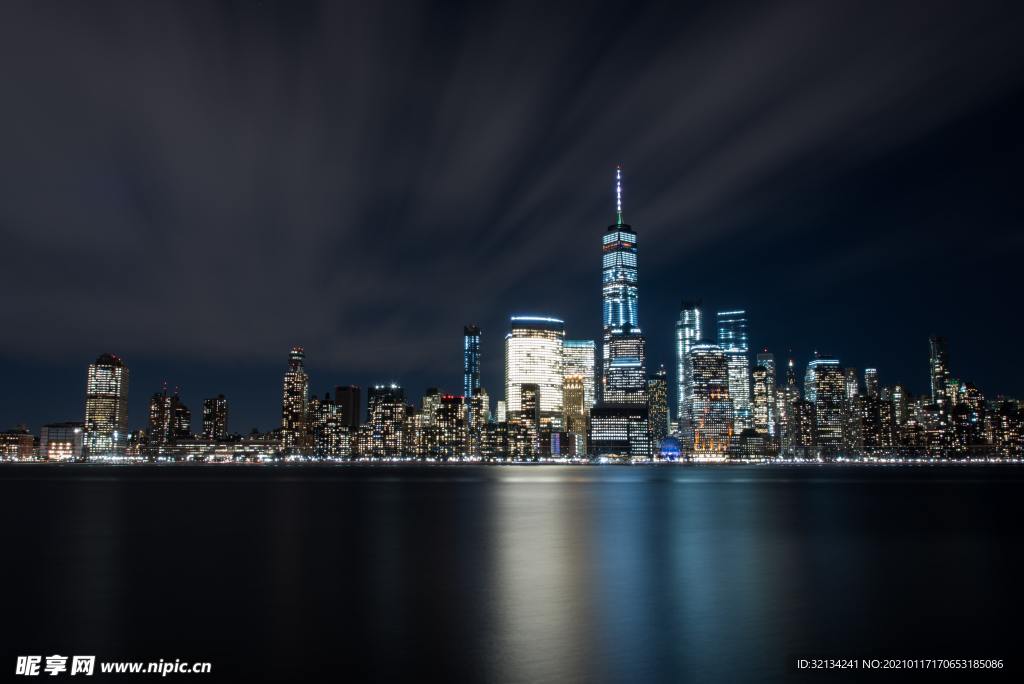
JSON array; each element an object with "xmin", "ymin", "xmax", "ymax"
[
  {"xmin": 563, "ymin": 340, "xmax": 596, "ymax": 410},
  {"xmin": 648, "ymin": 365, "xmax": 669, "ymax": 448},
  {"xmin": 687, "ymin": 343, "xmax": 733, "ymax": 459},
  {"xmin": 281, "ymin": 346, "xmax": 310, "ymax": 452},
  {"xmin": 505, "ymin": 316, "xmax": 565, "ymax": 427},
  {"xmin": 604, "ymin": 333, "xmax": 647, "ymax": 405},
  {"xmin": 929, "ymin": 335, "xmax": 950, "ymax": 403},
  {"xmin": 806, "ymin": 356, "xmax": 844, "ymax": 456},
  {"xmin": 463, "ymin": 325, "xmax": 481, "ymax": 398},
  {"xmin": 754, "ymin": 351, "xmax": 776, "ymax": 436},
  {"xmin": 367, "ymin": 384, "xmax": 406, "ymax": 458},
  {"xmin": 864, "ymin": 368, "xmax": 880, "ymax": 398},
  {"xmin": 601, "ymin": 166, "xmax": 646, "ymax": 402},
  {"xmin": 675, "ymin": 300, "xmax": 703, "ymax": 432},
  {"xmin": 83, "ymin": 353, "xmax": 129, "ymax": 457},
  {"xmin": 717, "ymin": 310, "xmax": 751, "ymax": 430}
]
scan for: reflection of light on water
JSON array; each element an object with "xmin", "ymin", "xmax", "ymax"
[{"xmin": 490, "ymin": 471, "xmax": 590, "ymax": 683}]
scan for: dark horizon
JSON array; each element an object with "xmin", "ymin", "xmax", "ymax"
[{"xmin": 2, "ymin": 0, "xmax": 1023, "ymax": 434}]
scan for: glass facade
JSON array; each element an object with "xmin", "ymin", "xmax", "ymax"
[
  {"xmin": 505, "ymin": 316, "xmax": 565, "ymax": 427},
  {"xmin": 83, "ymin": 353, "xmax": 129, "ymax": 457},
  {"xmin": 463, "ymin": 325, "xmax": 481, "ymax": 398},
  {"xmin": 716, "ymin": 310, "xmax": 751, "ymax": 430},
  {"xmin": 929, "ymin": 335, "xmax": 949, "ymax": 403},
  {"xmin": 686, "ymin": 343, "xmax": 733, "ymax": 459},
  {"xmin": 563, "ymin": 340, "xmax": 596, "ymax": 410},
  {"xmin": 647, "ymin": 365, "xmax": 669, "ymax": 448},
  {"xmin": 675, "ymin": 300, "xmax": 702, "ymax": 432}
]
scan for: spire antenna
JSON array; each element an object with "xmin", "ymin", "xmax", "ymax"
[{"xmin": 615, "ymin": 165, "xmax": 624, "ymax": 225}]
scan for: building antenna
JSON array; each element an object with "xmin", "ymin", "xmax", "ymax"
[{"xmin": 615, "ymin": 165, "xmax": 624, "ymax": 225}]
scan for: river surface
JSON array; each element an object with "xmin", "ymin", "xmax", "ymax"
[{"xmin": 0, "ymin": 464, "xmax": 1020, "ymax": 682}]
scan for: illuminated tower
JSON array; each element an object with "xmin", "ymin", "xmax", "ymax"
[
  {"xmin": 601, "ymin": 166, "xmax": 646, "ymax": 402},
  {"xmin": 675, "ymin": 300, "xmax": 703, "ymax": 425},
  {"xmin": 717, "ymin": 310, "xmax": 751, "ymax": 430},
  {"xmin": 647, "ymin": 365, "xmax": 670, "ymax": 448},
  {"xmin": 563, "ymin": 340, "xmax": 597, "ymax": 410},
  {"xmin": 83, "ymin": 353, "xmax": 129, "ymax": 457},
  {"xmin": 687, "ymin": 343, "xmax": 733, "ymax": 460},
  {"xmin": 281, "ymin": 346, "xmax": 310, "ymax": 453},
  {"xmin": 463, "ymin": 325, "xmax": 481, "ymax": 398},
  {"xmin": 505, "ymin": 316, "xmax": 565, "ymax": 427},
  {"xmin": 752, "ymin": 352, "xmax": 778, "ymax": 437},
  {"xmin": 929, "ymin": 335, "xmax": 950, "ymax": 404}
]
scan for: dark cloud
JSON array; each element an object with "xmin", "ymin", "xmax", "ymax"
[{"xmin": 1, "ymin": 0, "xmax": 1022, "ymax": 429}]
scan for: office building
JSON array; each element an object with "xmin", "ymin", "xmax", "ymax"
[
  {"xmin": 39, "ymin": 422, "xmax": 84, "ymax": 461},
  {"xmin": 563, "ymin": 339, "xmax": 597, "ymax": 410},
  {"xmin": 202, "ymin": 394, "xmax": 229, "ymax": 441},
  {"xmin": 601, "ymin": 167, "xmax": 647, "ymax": 401},
  {"xmin": 367, "ymin": 384, "xmax": 406, "ymax": 458},
  {"xmin": 717, "ymin": 310, "xmax": 751, "ymax": 430},
  {"xmin": 864, "ymin": 368, "xmax": 879, "ymax": 398},
  {"xmin": 647, "ymin": 365, "xmax": 669, "ymax": 448},
  {"xmin": 505, "ymin": 316, "xmax": 565, "ymax": 427},
  {"xmin": 929, "ymin": 336, "xmax": 950, "ymax": 403},
  {"xmin": 687, "ymin": 343, "xmax": 733, "ymax": 459},
  {"xmin": 463, "ymin": 325, "xmax": 481, "ymax": 398},
  {"xmin": 281, "ymin": 347, "xmax": 310, "ymax": 452},
  {"xmin": 334, "ymin": 385, "xmax": 361, "ymax": 428},
  {"xmin": 83, "ymin": 353, "xmax": 129, "ymax": 457},
  {"xmin": 589, "ymin": 405, "xmax": 651, "ymax": 459},
  {"xmin": 675, "ymin": 300, "xmax": 703, "ymax": 426}
]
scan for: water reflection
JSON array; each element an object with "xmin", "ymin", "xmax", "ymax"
[{"xmin": 1, "ymin": 465, "xmax": 1022, "ymax": 682}]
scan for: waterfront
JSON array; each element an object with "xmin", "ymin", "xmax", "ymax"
[{"xmin": 1, "ymin": 465, "xmax": 1020, "ymax": 682}]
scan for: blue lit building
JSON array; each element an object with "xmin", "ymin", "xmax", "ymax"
[
  {"xmin": 675, "ymin": 300, "xmax": 702, "ymax": 426},
  {"xmin": 601, "ymin": 166, "xmax": 647, "ymax": 403},
  {"xmin": 717, "ymin": 310, "xmax": 751, "ymax": 430},
  {"xmin": 463, "ymin": 325, "xmax": 481, "ymax": 398}
]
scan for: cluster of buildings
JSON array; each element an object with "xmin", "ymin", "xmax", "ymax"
[{"xmin": 2, "ymin": 170, "xmax": 1022, "ymax": 463}]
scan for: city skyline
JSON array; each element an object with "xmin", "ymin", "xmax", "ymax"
[
  {"xmin": 1, "ymin": 1, "xmax": 1023, "ymax": 435},
  {"xmin": 1, "ymin": 168, "xmax": 1020, "ymax": 463},
  {"xmin": 3, "ymin": 172, "xmax": 1020, "ymax": 440}
]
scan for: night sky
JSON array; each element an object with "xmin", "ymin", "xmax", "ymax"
[{"xmin": 1, "ymin": 0, "xmax": 1023, "ymax": 434}]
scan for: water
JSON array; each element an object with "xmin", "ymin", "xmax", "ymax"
[{"xmin": 1, "ymin": 465, "xmax": 1020, "ymax": 682}]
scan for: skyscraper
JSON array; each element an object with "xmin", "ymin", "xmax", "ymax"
[
  {"xmin": 804, "ymin": 354, "xmax": 840, "ymax": 404},
  {"xmin": 436, "ymin": 394, "xmax": 468, "ymax": 459},
  {"xmin": 367, "ymin": 384, "xmax": 406, "ymax": 458},
  {"xmin": 675, "ymin": 300, "xmax": 703, "ymax": 425},
  {"xmin": 844, "ymin": 367, "xmax": 860, "ymax": 402},
  {"xmin": 463, "ymin": 325, "xmax": 481, "ymax": 398},
  {"xmin": 83, "ymin": 353, "xmax": 129, "ymax": 457},
  {"xmin": 687, "ymin": 343, "xmax": 733, "ymax": 459},
  {"xmin": 603, "ymin": 333, "xmax": 648, "ymax": 405},
  {"xmin": 563, "ymin": 374, "xmax": 588, "ymax": 451},
  {"xmin": 601, "ymin": 166, "xmax": 646, "ymax": 401},
  {"xmin": 717, "ymin": 310, "xmax": 751, "ymax": 430},
  {"xmin": 147, "ymin": 387, "xmax": 190, "ymax": 451},
  {"xmin": 334, "ymin": 385, "xmax": 361, "ymax": 428},
  {"xmin": 281, "ymin": 347, "xmax": 310, "ymax": 453},
  {"xmin": 202, "ymin": 394, "xmax": 229, "ymax": 441},
  {"xmin": 810, "ymin": 360, "xmax": 845, "ymax": 456},
  {"xmin": 647, "ymin": 365, "xmax": 669, "ymax": 448},
  {"xmin": 864, "ymin": 368, "xmax": 880, "ymax": 398},
  {"xmin": 755, "ymin": 351, "xmax": 777, "ymax": 436},
  {"xmin": 505, "ymin": 316, "xmax": 565, "ymax": 427},
  {"xmin": 563, "ymin": 340, "xmax": 596, "ymax": 410},
  {"xmin": 929, "ymin": 335, "xmax": 950, "ymax": 403}
]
